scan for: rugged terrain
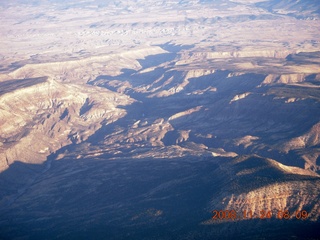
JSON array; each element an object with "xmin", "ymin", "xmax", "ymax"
[{"xmin": 0, "ymin": 0, "xmax": 320, "ymax": 239}]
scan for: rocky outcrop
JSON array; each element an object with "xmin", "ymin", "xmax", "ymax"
[
  {"xmin": 263, "ymin": 73, "xmax": 308, "ymax": 84},
  {"xmin": 168, "ymin": 106, "xmax": 202, "ymax": 121},
  {"xmin": 0, "ymin": 78, "xmax": 133, "ymax": 172},
  {"xmin": 125, "ymin": 119, "xmax": 174, "ymax": 146},
  {"xmin": 176, "ymin": 130, "xmax": 191, "ymax": 144},
  {"xmin": 281, "ymin": 122, "xmax": 320, "ymax": 152},
  {"xmin": 230, "ymin": 92, "xmax": 251, "ymax": 103},
  {"xmin": 210, "ymin": 155, "xmax": 320, "ymax": 222},
  {"xmin": 211, "ymin": 148, "xmax": 238, "ymax": 158},
  {"xmin": 0, "ymin": 46, "xmax": 167, "ymax": 84},
  {"xmin": 234, "ymin": 135, "xmax": 259, "ymax": 148},
  {"xmin": 205, "ymin": 50, "xmax": 293, "ymax": 59},
  {"xmin": 222, "ymin": 180, "xmax": 320, "ymax": 221},
  {"xmin": 148, "ymin": 69, "xmax": 216, "ymax": 97},
  {"xmin": 1, "ymin": 0, "xmax": 320, "ymax": 238},
  {"xmin": 301, "ymin": 149, "xmax": 320, "ymax": 172}
]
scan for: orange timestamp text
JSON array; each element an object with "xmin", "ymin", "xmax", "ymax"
[{"xmin": 212, "ymin": 209, "xmax": 309, "ymax": 221}]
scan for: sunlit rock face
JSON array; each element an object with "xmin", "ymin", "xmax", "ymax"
[
  {"xmin": 0, "ymin": 0, "xmax": 320, "ymax": 239},
  {"xmin": 0, "ymin": 77, "xmax": 134, "ymax": 172}
]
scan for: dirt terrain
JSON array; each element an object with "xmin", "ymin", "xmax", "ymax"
[{"xmin": 0, "ymin": 0, "xmax": 320, "ymax": 239}]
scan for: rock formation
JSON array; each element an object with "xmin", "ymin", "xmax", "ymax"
[{"xmin": 0, "ymin": 0, "xmax": 319, "ymax": 239}]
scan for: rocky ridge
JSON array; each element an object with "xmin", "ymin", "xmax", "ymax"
[
  {"xmin": 0, "ymin": 77, "xmax": 133, "ymax": 171},
  {"xmin": 0, "ymin": 0, "xmax": 320, "ymax": 239}
]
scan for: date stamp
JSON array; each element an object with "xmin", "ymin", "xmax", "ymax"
[{"xmin": 212, "ymin": 209, "xmax": 309, "ymax": 221}]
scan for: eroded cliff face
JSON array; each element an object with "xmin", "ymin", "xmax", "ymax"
[
  {"xmin": 1, "ymin": 48, "xmax": 319, "ymax": 216},
  {"xmin": 221, "ymin": 180, "xmax": 320, "ymax": 221},
  {"xmin": 263, "ymin": 74, "xmax": 308, "ymax": 84},
  {"xmin": 0, "ymin": 0, "xmax": 320, "ymax": 238},
  {"xmin": 209, "ymin": 155, "xmax": 320, "ymax": 223},
  {"xmin": 0, "ymin": 47, "xmax": 167, "ymax": 83},
  {"xmin": 0, "ymin": 77, "xmax": 134, "ymax": 171}
]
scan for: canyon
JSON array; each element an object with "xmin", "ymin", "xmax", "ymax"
[{"xmin": 0, "ymin": 0, "xmax": 320, "ymax": 239}]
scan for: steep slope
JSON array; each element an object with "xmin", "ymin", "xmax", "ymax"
[
  {"xmin": 1, "ymin": 47, "xmax": 319, "ymax": 238},
  {"xmin": 0, "ymin": 0, "xmax": 320, "ymax": 239},
  {"xmin": 210, "ymin": 155, "xmax": 320, "ymax": 222},
  {"xmin": 0, "ymin": 77, "xmax": 133, "ymax": 171},
  {"xmin": 0, "ymin": 47, "xmax": 167, "ymax": 83}
]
